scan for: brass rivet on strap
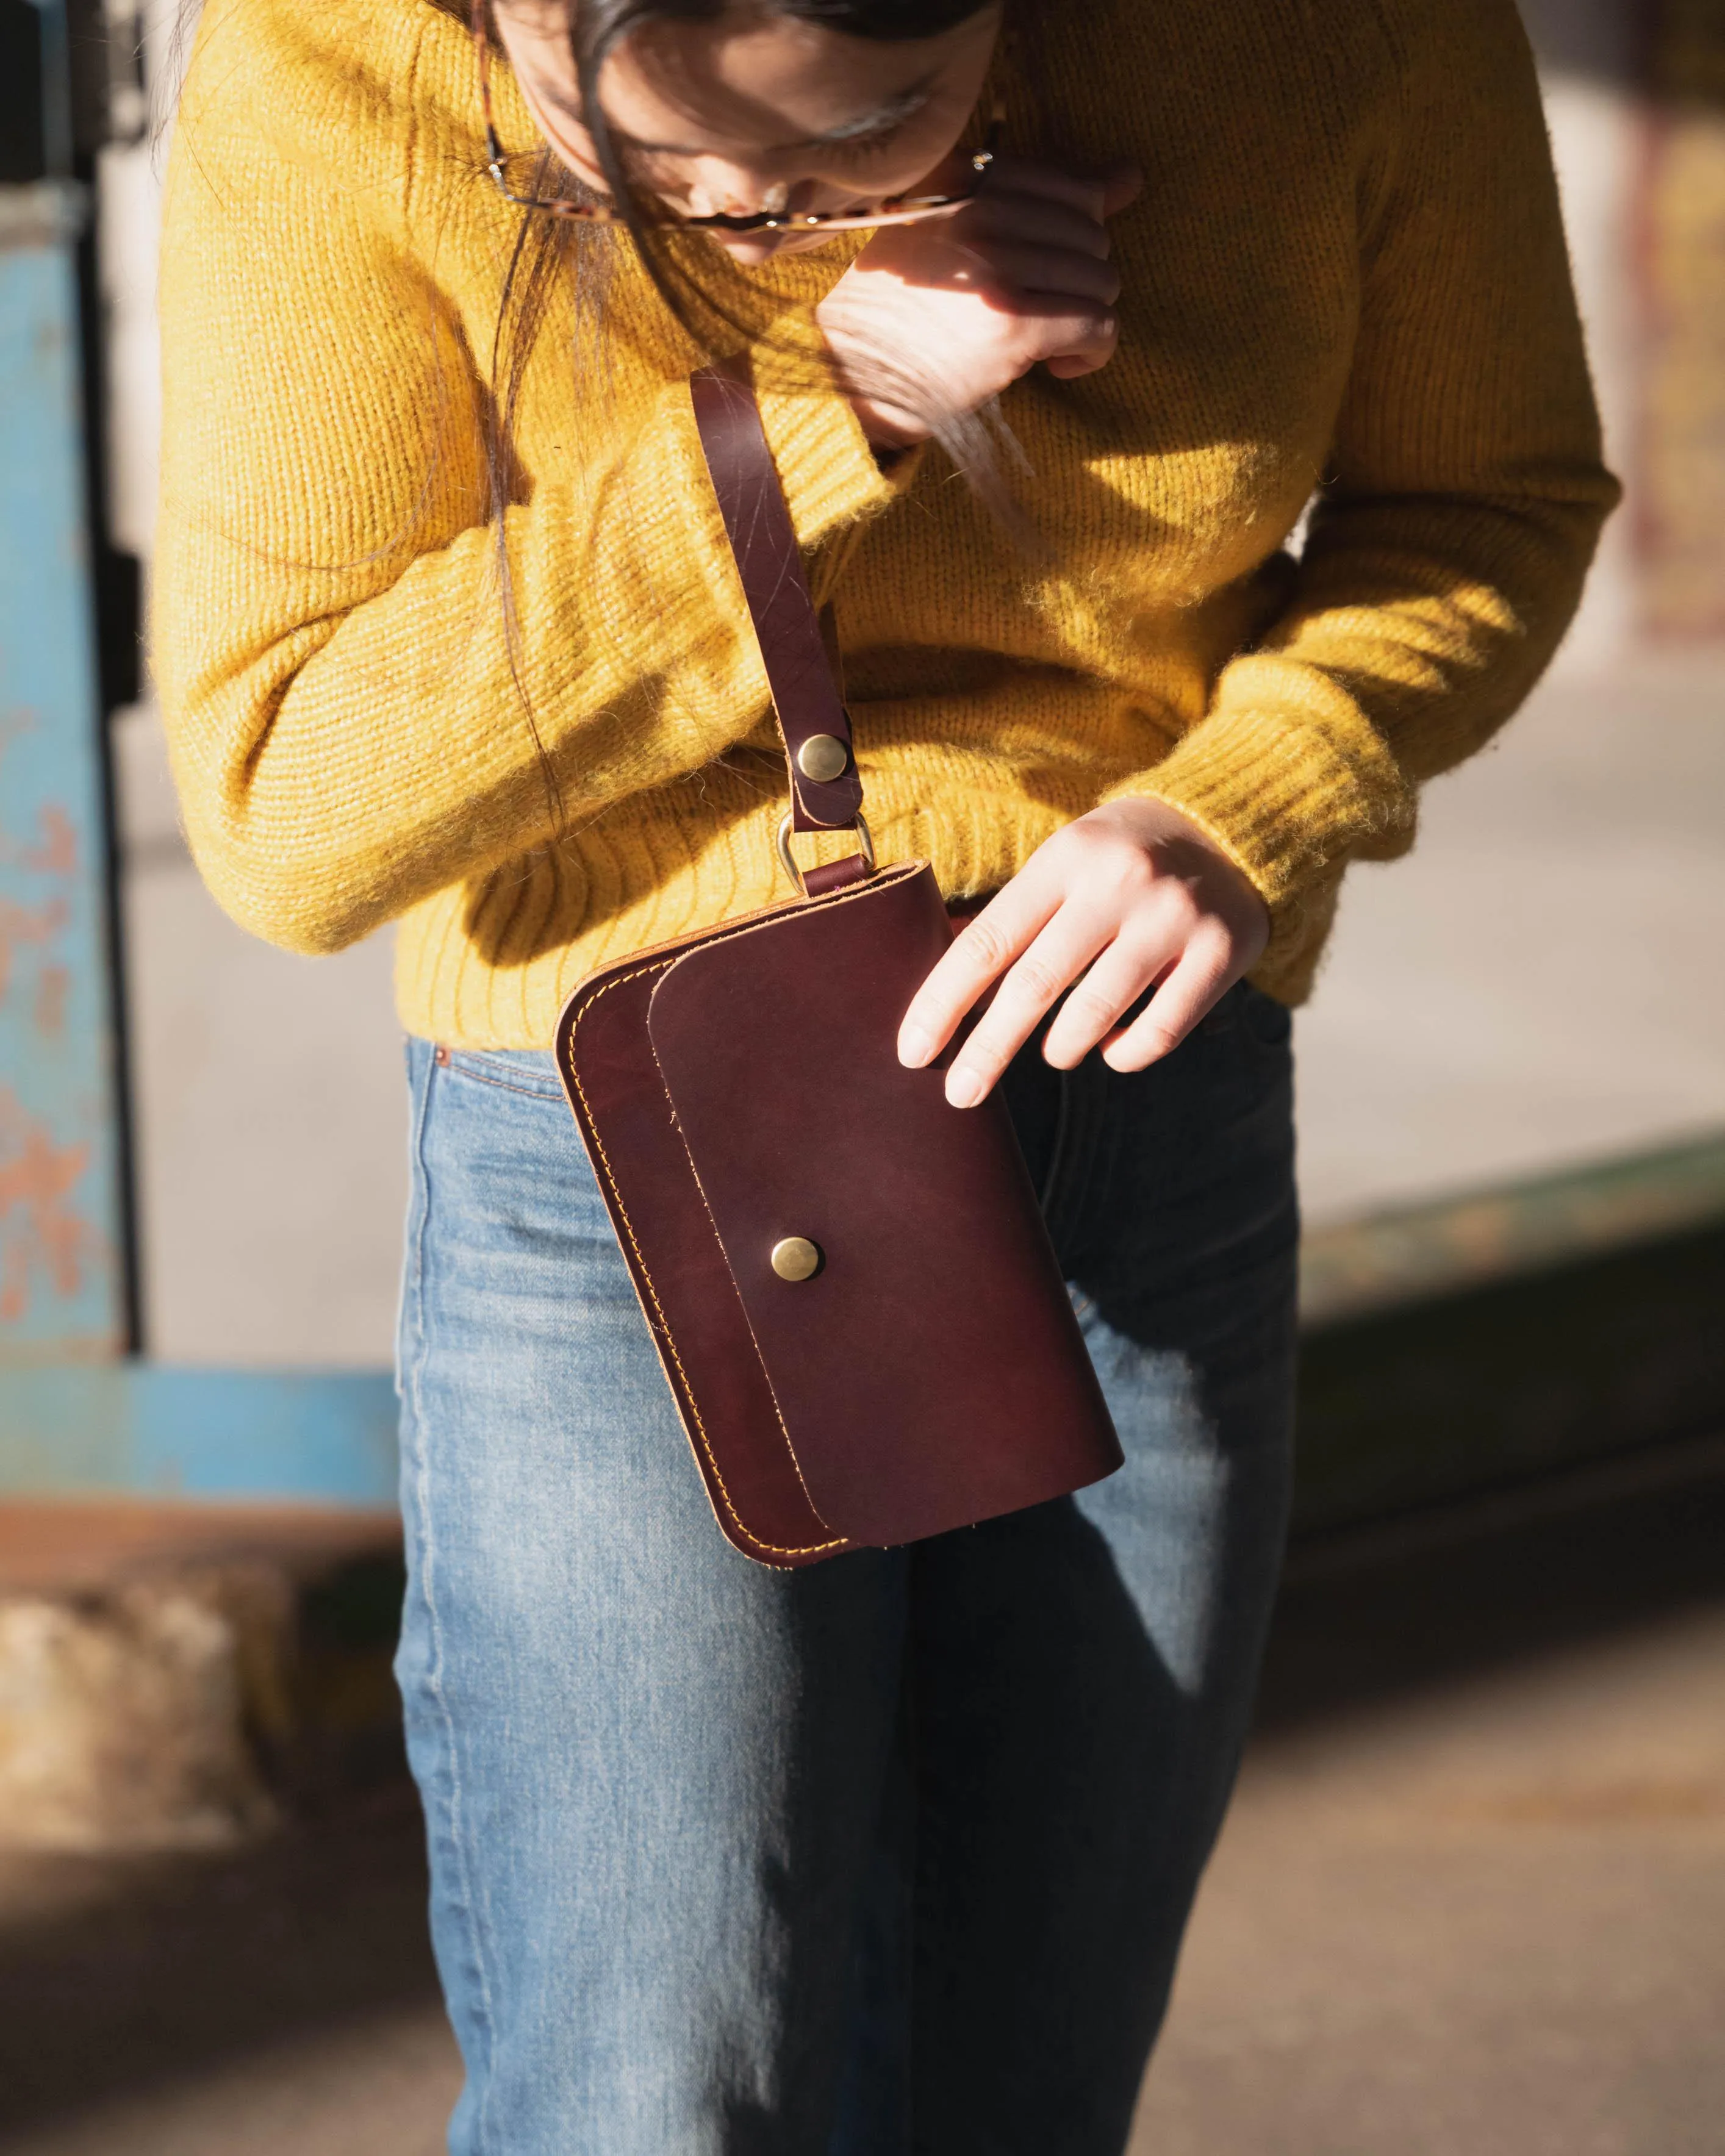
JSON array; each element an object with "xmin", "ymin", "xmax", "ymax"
[
  {"xmin": 771, "ymin": 1236, "xmax": 822, "ymax": 1282},
  {"xmin": 796, "ymin": 734, "xmax": 850, "ymax": 784}
]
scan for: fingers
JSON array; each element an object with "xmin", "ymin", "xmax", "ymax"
[
  {"xmin": 819, "ymin": 149, "xmax": 1141, "ymax": 448},
  {"xmin": 894, "ymin": 799, "xmax": 1265, "ymax": 1108},
  {"xmin": 904, "ymin": 901, "xmax": 1226, "ymax": 1109},
  {"xmin": 954, "ymin": 156, "xmax": 1135, "ymax": 376},
  {"xmin": 897, "ymin": 878, "xmax": 1058, "ymax": 1072},
  {"xmin": 975, "ymin": 243, "xmax": 1121, "ymax": 309},
  {"xmin": 981, "ymin": 156, "xmax": 1141, "ymax": 221},
  {"xmin": 1099, "ymin": 163, "xmax": 1145, "ymax": 218},
  {"xmin": 955, "ymin": 276, "xmax": 1118, "ymax": 379},
  {"xmin": 1041, "ymin": 315, "xmax": 1119, "ymax": 376},
  {"xmin": 1039, "ymin": 932, "xmax": 1167, "ymax": 1068},
  {"xmin": 936, "ymin": 904, "xmax": 1122, "ymax": 1108},
  {"xmin": 1101, "ymin": 937, "xmax": 1235, "ymax": 1071},
  {"xmin": 963, "ymin": 191, "xmax": 1117, "ymax": 260}
]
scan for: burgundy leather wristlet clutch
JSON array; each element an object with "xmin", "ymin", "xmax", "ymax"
[{"xmin": 553, "ymin": 367, "xmax": 1122, "ymax": 1567}]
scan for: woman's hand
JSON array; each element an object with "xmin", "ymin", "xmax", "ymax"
[
  {"xmin": 815, "ymin": 156, "xmax": 1142, "ymax": 449},
  {"xmin": 897, "ymin": 799, "xmax": 1272, "ymax": 1107}
]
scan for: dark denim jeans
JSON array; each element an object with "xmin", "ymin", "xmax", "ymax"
[{"xmin": 395, "ymin": 981, "xmax": 1297, "ymax": 2156}]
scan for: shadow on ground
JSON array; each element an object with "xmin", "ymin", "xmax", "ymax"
[
  {"xmin": 1, "ymin": 1438, "xmax": 1721, "ymax": 2148},
  {"xmin": 1260, "ymin": 1432, "xmax": 1725, "ymax": 1729},
  {"xmin": 0, "ymin": 1789, "xmax": 442, "ymax": 2143}
]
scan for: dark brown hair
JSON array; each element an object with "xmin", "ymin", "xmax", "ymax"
[
  {"xmin": 440, "ymin": 0, "xmax": 1003, "ymax": 387},
  {"xmin": 431, "ymin": 0, "xmax": 1014, "ymax": 833}
]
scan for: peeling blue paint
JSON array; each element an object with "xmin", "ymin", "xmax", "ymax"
[
  {"xmin": 0, "ymin": 1364, "xmax": 399, "ymax": 1504},
  {"xmin": 0, "ymin": 184, "xmax": 127, "ymax": 1359}
]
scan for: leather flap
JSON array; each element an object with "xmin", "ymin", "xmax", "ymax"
[
  {"xmin": 645, "ymin": 865, "xmax": 1122, "ymax": 1547},
  {"xmin": 556, "ymin": 934, "xmax": 852, "ymax": 1567}
]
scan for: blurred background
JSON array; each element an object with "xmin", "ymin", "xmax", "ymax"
[{"xmin": 0, "ymin": 0, "xmax": 1721, "ymax": 2149}]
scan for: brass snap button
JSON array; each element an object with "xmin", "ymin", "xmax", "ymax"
[
  {"xmin": 770, "ymin": 1236, "xmax": 822, "ymax": 1281},
  {"xmin": 795, "ymin": 734, "xmax": 849, "ymax": 784}
]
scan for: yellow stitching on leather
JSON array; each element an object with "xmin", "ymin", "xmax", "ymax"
[
  {"xmin": 562, "ymin": 961, "xmax": 846, "ymax": 1561},
  {"xmin": 669, "ymin": 1122, "xmax": 831, "ymax": 1525},
  {"xmin": 559, "ymin": 867, "xmax": 923, "ymax": 1558},
  {"xmin": 566, "ymin": 969, "xmax": 839, "ymax": 1559}
]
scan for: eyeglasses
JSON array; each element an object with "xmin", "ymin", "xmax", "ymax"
[{"xmin": 471, "ymin": 0, "xmax": 1001, "ymax": 234}]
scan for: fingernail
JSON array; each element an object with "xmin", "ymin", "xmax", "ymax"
[
  {"xmin": 947, "ymin": 1067, "xmax": 983, "ymax": 1109},
  {"xmin": 899, "ymin": 1026, "xmax": 933, "ymax": 1068}
]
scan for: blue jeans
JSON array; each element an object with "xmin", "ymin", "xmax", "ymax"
[{"xmin": 395, "ymin": 984, "xmax": 1297, "ymax": 2156}]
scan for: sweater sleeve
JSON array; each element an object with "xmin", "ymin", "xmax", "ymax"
[
  {"xmin": 151, "ymin": 12, "xmax": 903, "ymax": 958},
  {"xmin": 1101, "ymin": 0, "xmax": 1620, "ymax": 970}
]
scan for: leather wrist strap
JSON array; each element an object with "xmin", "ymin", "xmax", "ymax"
[
  {"xmin": 690, "ymin": 364, "xmax": 865, "ymax": 837},
  {"xmin": 558, "ymin": 372, "xmax": 1125, "ymax": 1571}
]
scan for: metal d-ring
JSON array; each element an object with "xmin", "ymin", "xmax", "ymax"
[{"xmin": 775, "ymin": 811, "xmax": 875, "ymax": 896}]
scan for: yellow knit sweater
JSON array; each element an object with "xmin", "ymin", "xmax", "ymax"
[{"xmin": 154, "ymin": 0, "xmax": 1615, "ymax": 1047}]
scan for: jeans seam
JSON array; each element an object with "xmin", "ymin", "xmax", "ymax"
[
  {"xmin": 441, "ymin": 1051, "xmax": 565, "ymax": 1102},
  {"xmin": 402, "ymin": 1049, "xmax": 500, "ymax": 2151}
]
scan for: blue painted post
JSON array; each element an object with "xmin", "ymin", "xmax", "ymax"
[{"xmin": 0, "ymin": 182, "xmax": 129, "ymax": 1364}]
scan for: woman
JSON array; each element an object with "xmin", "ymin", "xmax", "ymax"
[{"xmin": 154, "ymin": 0, "xmax": 1615, "ymax": 2143}]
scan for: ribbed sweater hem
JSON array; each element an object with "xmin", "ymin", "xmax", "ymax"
[{"xmin": 392, "ymin": 778, "xmax": 1329, "ymax": 1051}]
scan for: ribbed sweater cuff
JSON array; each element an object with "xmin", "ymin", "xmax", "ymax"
[{"xmin": 1100, "ymin": 656, "xmax": 1416, "ymax": 962}]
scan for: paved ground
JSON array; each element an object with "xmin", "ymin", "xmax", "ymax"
[
  {"xmin": 1, "ymin": 1442, "xmax": 1720, "ymax": 2155},
  {"xmin": 1293, "ymin": 650, "xmax": 1725, "ymax": 1226},
  {"xmin": 1131, "ymin": 1444, "xmax": 1725, "ymax": 2156},
  {"xmin": 112, "ymin": 649, "xmax": 1725, "ymax": 1365}
]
